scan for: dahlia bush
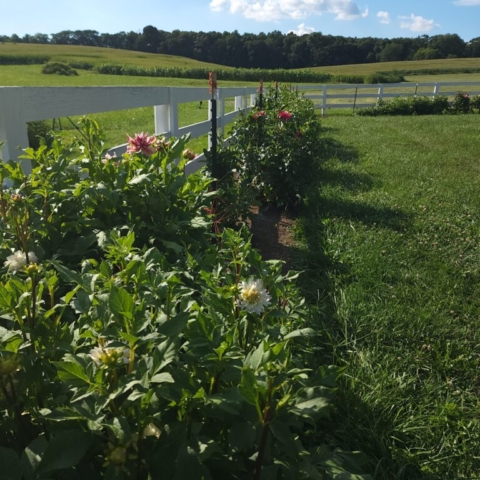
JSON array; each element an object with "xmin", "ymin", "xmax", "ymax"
[{"xmin": 0, "ymin": 120, "xmax": 370, "ymax": 479}]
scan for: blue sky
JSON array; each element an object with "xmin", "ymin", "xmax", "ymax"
[{"xmin": 3, "ymin": 0, "xmax": 480, "ymax": 41}]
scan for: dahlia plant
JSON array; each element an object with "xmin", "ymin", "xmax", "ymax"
[
  {"xmin": 219, "ymin": 84, "xmax": 323, "ymax": 208},
  {"xmin": 0, "ymin": 119, "xmax": 370, "ymax": 479}
]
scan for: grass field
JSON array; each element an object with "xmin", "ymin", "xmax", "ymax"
[
  {"xmin": 0, "ymin": 42, "xmax": 224, "ymax": 69},
  {"xmin": 296, "ymin": 115, "xmax": 480, "ymax": 479},
  {"xmin": 308, "ymin": 57, "xmax": 480, "ymax": 76}
]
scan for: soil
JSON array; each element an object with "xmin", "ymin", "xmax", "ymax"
[{"xmin": 248, "ymin": 205, "xmax": 297, "ymax": 271}]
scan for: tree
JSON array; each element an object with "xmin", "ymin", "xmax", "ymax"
[
  {"xmin": 378, "ymin": 42, "xmax": 405, "ymax": 62},
  {"xmin": 429, "ymin": 34, "xmax": 466, "ymax": 58},
  {"xmin": 31, "ymin": 33, "xmax": 50, "ymax": 44},
  {"xmin": 466, "ymin": 37, "xmax": 480, "ymax": 57},
  {"xmin": 413, "ymin": 47, "xmax": 441, "ymax": 60}
]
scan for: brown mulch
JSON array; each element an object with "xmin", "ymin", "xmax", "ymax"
[{"xmin": 248, "ymin": 205, "xmax": 297, "ymax": 271}]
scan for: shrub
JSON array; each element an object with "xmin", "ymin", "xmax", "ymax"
[
  {"xmin": 0, "ymin": 54, "xmax": 50, "ymax": 65},
  {"xmin": 212, "ymin": 85, "xmax": 323, "ymax": 208},
  {"xmin": 471, "ymin": 95, "xmax": 480, "ymax": 112},
  {"xmin": 450, "ymin": 91, "xmax": 471, "ymax": 114},
  {"xmin": 67, "ymin": 60, "xmax": 95, "ymax": 70},
  {"xmin": 356, "ymin": 94, "xmax": 461, "ymax": 117},
  {"xmin": 42, "ymin": 61, "xmax": 78, "ymax": 76},
  {"xmin": 432, "ymin": 95, "xmax": 450, "ymax": 114},
  {"xmin": 364, "ymin": 71, "xmax": 405, "ymax": 84},
  {"xmin": 27, "ymin": 120, "xmax": 53, "ymax": 149}
]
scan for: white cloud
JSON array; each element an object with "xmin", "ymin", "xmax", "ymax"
[
  {"xmin": 210, "ymin": 0, "xmax": 228, "ymax": 10},
  {"xmin": 453, "ymin": 0, "xmax": 480, "ymax": 5},
  {"xmin": 377, "ymin": 11, "xmax": 390, "ymax": 24},
  {"xmin": 288, "ymin": 23, "xmax": 316, "ymax": 34},
  {"xmin": 399, "ymin": 14, "xmax": 439, "ymax": 32},
  {"xmin": 209, "ymin": 0, "xmax": 368, "ymax": 22}
]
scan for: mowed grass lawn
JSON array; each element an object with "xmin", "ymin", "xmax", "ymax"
[{"xmin": 296, "ymin": 114, "xmax": 480, "ymax": 479}]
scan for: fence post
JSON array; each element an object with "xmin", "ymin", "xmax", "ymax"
[
  {"xmin": 234, "ymin": 94, "xmax": 243, "ymax": 111},
  {"xmin": 433, "ymin": 83, "xmax": 439, "ymax": 99},
  {"xmin": 377, "ymin": 84, "xmax": 384, "ymax": 103},
  {"xmin": 322, "ymin": 86, "xmax": 327, "ymax": 116},
  {"xmin": 353, "ymin": 86, "xmax": 358, "ymax": 114},
  {"xmin": 217, "ymin": 88, "xmax": 225, "ymax": 137},
  {"xmin": 257, "ymin": 80, "xmax": 263, "ymax": 109},
  {"xmin": 154, "ymin": 88, "xmax": 170, "ymax": 136},
  {"xmin": 0, "ymin": 88, "xmax": 31, "ymax": 173},
  {"xmin": 208, "ymin": 72, "xmax": 218, "ymax": 182},
  {"xmin": 167, "ymin": 88, "xmax": 179, "ymax": 140}
]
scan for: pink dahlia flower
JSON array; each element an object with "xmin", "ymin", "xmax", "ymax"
[
  {"xmin": 126, "ymin": 132, "xmax": 157, "ymax": 156},
  {"xmin": 278, "ymin": 110, "xmax": 292, "ymax": 121},
  {"xmin": 252, "ymin": 110, "xmax": 266, "ymax": 120},
  {"xmin": 182, "ymin": 149, "xmax": 196, "ymax": 161}
]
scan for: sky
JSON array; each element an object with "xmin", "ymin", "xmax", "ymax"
[{"xmin": 2, "ymin": 0, "xmax": 480, "ymax": 42}]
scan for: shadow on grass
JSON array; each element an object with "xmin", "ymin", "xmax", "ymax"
[
  {"xmin": 318, "ymin": 135, "xmax": 360, "ymax": 163},
  {"xmin": 246, "ymin": 130, "xmax": 418, "ymax": 479},
  {"xmin": 290, "ymin": 135, "xmax": 425, "ymax": 480}
]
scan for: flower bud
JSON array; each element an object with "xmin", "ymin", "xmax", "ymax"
[
  {"xmin": 26, "ymin": 263, "xmax": 39, "ymax": 276},
  {"xmin": 0, "ymin": 358, "xmax": 19, "ymax": 375},
  {"xmin": 106, "ymin": 446, "xmax": 127, "ymax": 466}
]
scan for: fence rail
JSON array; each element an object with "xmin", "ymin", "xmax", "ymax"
[
  {"xmin": 301, "ymin": 81, "xmax": 480, "ymax": 115},
  {"xmin": 1, "ymin": 81, "xmax": 479, "ymax": 174},
  {"xmin": 0, "ymin": 85, "xmax": 258, "ymax": 174}
]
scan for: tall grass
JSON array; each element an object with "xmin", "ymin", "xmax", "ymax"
[{"xmin": 296, "ymin": 115, "xmax": 480, "ymax": 479}]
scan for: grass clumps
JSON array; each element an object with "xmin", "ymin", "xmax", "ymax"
[
  {"xmin": 364, "ymin": 71, "xmax": 406, "ymax": 84},
  {"xmin": 42, "ymin": 61, "xmax": 78, "ymax": 76}
]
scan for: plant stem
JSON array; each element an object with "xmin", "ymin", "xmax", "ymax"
[
  {"xmin": 252, "ymin": 418, "xmax": 270, "ymax": 480},
  {"xmin": 253, "ymin": 377, "xmax": 274, "ymax": 480}
]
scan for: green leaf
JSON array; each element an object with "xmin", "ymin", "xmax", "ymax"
[
  {"xmin": 157, "ymin": 311, "xmax": 189, "ymax": 337},
  {"xmin": 21, "ymin": 436, "xmax": 47, "ymax": 480},
  {"xmin": 128, "ymin": 173, "xmax": 153, "ymax": 185},
  {"xmin": 173, "ymin": 444, "xmax": 212, "ymax": 480},
  {"xmin": 245, "ymin": 341, "xmax": 267, "ymax": 371},
  {"xmin": 228, "ymin": 422, "xmax": 257, "ymax": 452},
  {"xmin": 54, "ymin": 361, "xmax": 91, "ymax": 387},
  {"xmin": 51, "ymin": 261, "xmax": 84, "ymax": 287},
  {"xmin": 0, "ymin": 331, "xmax": 23, "ymax": 353},
  {"xmin": 105, "ymin": 417, "xmax": 131, "ymax": 444},
  {"xmin": 36, "ymin": 430, "xmax": 92, "ymax": 476},
  {"xmin": 239, "ymin": 367, "xmax": 259, "ymax": 407},
  {"xmin": 0, "ymin": 447, "xmax": 22, "ymax": 480},
  {"xmin": 292, "ymin": 397, "xmax": 330, "ymax": 418},
  {"xmin": 160, "ymin": 240, "xmax": 184, "ymax": 254},
  {"xmin": 151, "ymin": 372, "xmax": 174, "ymax": 384},
  {"xmin": 190, "ymin": 216, "xmax": 210, "ymax": 228},
  {"xmin": 152, "ymin": 338, "xmax": 178, "ymax": 375},
  {"xmin": 284, "ymin": 328, "xmax": 317, "ymax": 340},
  {"xmin": 269, "ymin": 420, "xmax": 298, "ymax": 456},
  {"xmin": 71, "ymin": 289, "xmax": 92, "ymax": 314},
  {"xmin": 0, "ymin": 285, "xmax": 13, "ymax": 310},
  {"xmin": 109, "ymin": 284, "xmax": 134, "ymax": 321}
]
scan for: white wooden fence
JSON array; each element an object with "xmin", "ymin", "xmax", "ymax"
[
  {"xmin": 0, "ymin": 86, "xmax": 258, "ymax": 174},
  {"xmin": 302, "ymin": 81, "xmax": 480, "ymax": 115},
  {"xmin": 1, "ymin": 81, "xmax": 479, "ymax": 174}
]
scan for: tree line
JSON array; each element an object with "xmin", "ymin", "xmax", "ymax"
[{"xmin": 2, "ymin": 28, "xmax": 480, "ymax": 69}]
